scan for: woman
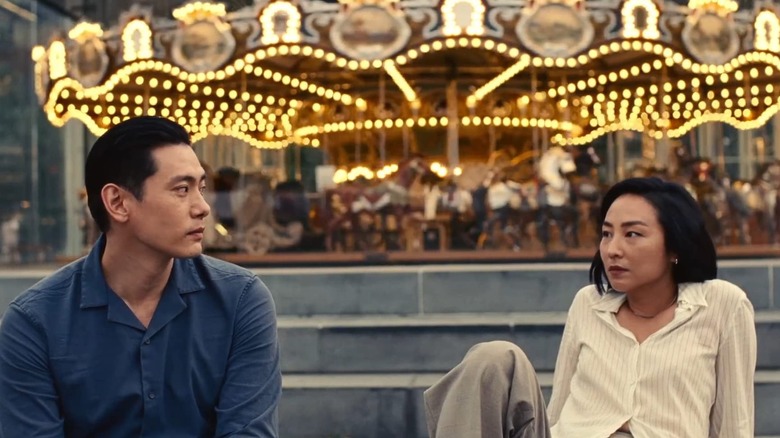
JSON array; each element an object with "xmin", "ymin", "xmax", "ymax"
[{"xmin": 424, "ymin": 177, "xmax": 756, "ymax": 438}]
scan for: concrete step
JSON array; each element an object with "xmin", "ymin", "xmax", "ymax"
[
  {"xmin": 278, "ymin": 311, "xmax": 780, "ymax": 373},
  {"xmin": 3, "ymin": 260, "xmax": 780, "ymax": 318},
  {"xmin": 279, "ymin": 371, "xmax": 780, "ymax": 438}
]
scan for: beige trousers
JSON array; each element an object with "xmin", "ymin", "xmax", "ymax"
[{"xmin": 424, "ymin": 341, "xmax": 552, "ymax": 438}]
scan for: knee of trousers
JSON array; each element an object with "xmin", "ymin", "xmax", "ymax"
[{"xmin": 461, "ymin": 341, "xmax": 533, "ymax": 376}]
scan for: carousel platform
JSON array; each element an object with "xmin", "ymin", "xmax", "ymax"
[{"xmin": 1, "ymin": 259, "xmax": 779, "ymax": 437}]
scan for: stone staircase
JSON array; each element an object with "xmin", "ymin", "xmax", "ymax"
[
  {"xmin": 261, "ymin": 262, "xmax": 780, "ymax": 438},
  {"xmin": 2, "ymin": 261, "xmax": 779, "ymax": 437}
]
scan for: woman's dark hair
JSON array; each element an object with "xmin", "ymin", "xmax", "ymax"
[
  {"xmin": 85, "ymin": 116, "xmax": 191, "ymax": 232},
  {"xmin": 589, "ymin": 177, "xmax": 717, "ymax": 294}
]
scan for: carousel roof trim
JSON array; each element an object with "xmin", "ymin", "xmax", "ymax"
[{"xmin": 32, "ymin": 0, "xmax": 780, "ymax": 151}]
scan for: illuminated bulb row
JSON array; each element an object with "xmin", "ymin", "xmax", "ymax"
[
  {"xmin": 688, "ymin": 0, "xmax": 738, "ymax": 14},
  {"xmin": 172, "ymin": 1, "xmax": 226, "ymax": 24},
  {"xmin": 248, "ymin": 65, "xmax": 354, "ymax": 105},
  {"xmin": 554, "ymin": 119, "xmax": 644, "ymax": 146},
  {"xmin": 470, "ymin": 56, "xmax": 531, "ymax": 103},
  {"xmin": 68, "ymin": 22, "xmax": 103, "ymax": 41},
  {"xmin": 384, "ymin": 61, "xmax": 417, "ymax": 102}
]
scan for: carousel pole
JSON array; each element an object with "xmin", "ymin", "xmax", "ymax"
[
  {"xmin": 616, "ymin": 131, "xmax": 626, "ymax": 180},
  {"xmin": 606, "ymin": 132, "xmax": 616, "ymax": 182},
  {"xmin": 379, "ymin": 72, "xmax": 387, "ymax": 164},
  {"xmin": 446, "ymin": 60, "xmax": 459, "ymax": 167},
  {"xmin": 773, "ymin": 112, "xmax": 780, "ymax": 159},
  {"xmin": 531, "ymin": 69, "xmax": 540, "ymax": 164},
  {"xmin": 402, "ymin": 125, "xmax": 410, "ymax": 159},
  {"xmin": 655, "ymin": 65, "xmax": 670, "ymax": 169}
]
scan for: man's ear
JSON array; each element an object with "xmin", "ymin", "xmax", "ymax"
[{"xmin": 101, "ymin": 184, "xmax": 131, "ymax": 225}]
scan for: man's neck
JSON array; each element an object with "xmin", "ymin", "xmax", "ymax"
[{"xmin": 101, "ymin": 233, "xmax": 174, "ymax": 306}]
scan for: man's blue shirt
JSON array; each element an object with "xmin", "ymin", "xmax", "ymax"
[{"xmin": 0, "ymin": 237, "xmax": 281, "ymax": 437}]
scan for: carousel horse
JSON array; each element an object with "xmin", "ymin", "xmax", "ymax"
[
  {"xmin": 688, "ymin": 159, "xmax": 751, "ymax": 246},
  {"xmin": 477, "ymin": 163, "xmax": 541, "ymax": 250},
  {"xmin": 570, "ymin": 146, "xmax": 604, "ymax": 247},
  {"xmin": 325, "ymin": 156, "xmax": 430, "ymax": 251},
  {"xmin": 537, "ymin": 146, "xmax": 579, "ymax": 250},
  {"xmin": 750, "ymin": 160, "xmax": 780, "ymax": 244},
  {"xmin": 223, "ymin": 172, "xmax": 304, "ymax": 255}
]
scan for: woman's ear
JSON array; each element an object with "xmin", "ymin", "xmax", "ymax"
[{"xmin": 101, "ymin": 184, "xmax": 131, "ymax": 226}]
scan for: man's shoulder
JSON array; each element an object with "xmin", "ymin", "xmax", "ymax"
[
  {"xmin": 192, "ymin": 254, "xmax": 256, "ymax": 281},
  {"xmin": 12, "ymin": 258, "xmax": 86, "ymax": 311},
  {"xmin": 188, "ymin": 255, "xmax": 267, "ymax": 297}
]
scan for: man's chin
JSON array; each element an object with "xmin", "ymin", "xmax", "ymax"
[{"xmin": 174, "ymin": 243, "xmax": 204, "ymax": 259}]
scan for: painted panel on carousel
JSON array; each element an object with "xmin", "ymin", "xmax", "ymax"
[
  {"xmin": 330, "ymin": 4, "xmax": 411, "ymax": 60},
  {"xmin": 682, "ymin": 10, "xmax": 739, "ymax": 64},
  {"xmin": 68, "ymin": 23, "xmax": 109, "ymax": 88},
  {"xmin": 171, "ymin": 3, "xmax": 236, "ymax": 73},
  {"xmin": 516, "ymin": 1, "xmax": 594, "ymax": 58}
]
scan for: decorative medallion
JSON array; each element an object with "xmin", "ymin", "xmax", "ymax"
[
  {"xmin": 330, "ymin": 4, "xmax": 411, "ymax": 60},
  {"xmin": 516, "ymin": 2, "xmax": 594, "ymax": 58},
  {"xmin": 171, "ymin": 2, "xmax": 235, "ymax": 73},
  {"xmin": 682, "ymin": 11, "xmax": 739, "ymax": 64},
  {"xmin": 68, "ymin": 22, "xmax": 109, "ymax": 87}
]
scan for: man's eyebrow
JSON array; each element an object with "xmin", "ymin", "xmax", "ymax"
[{"xmin": 168, "ymin": 173, "xmax": 207, "ymax": 185}]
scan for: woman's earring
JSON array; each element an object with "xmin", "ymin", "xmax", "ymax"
[{"xmin": 672, "ymin": 258, "xmax": 678, "ymax": 265}]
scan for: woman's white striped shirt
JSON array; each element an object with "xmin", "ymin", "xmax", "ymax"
[{"xmin": 548, "ymin": 279, "xmax": 756, "ymax": 438}]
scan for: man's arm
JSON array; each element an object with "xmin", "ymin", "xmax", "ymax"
[
  {"xmin": 0, "ymin": 304, "xmax": 65, "ymax": 437},
  {"xmin": 214, "ymin": 277, "xmax": 282, "ymax": 438}
]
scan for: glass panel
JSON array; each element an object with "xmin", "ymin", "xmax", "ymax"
[{"xmin": 0, "ymin": 1, "xmax": 75, "ymax": 265}]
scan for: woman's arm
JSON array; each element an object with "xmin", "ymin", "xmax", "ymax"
[
  {"xmin": 709, "ymin": 293, "xmax": 756, "ymax": 437},
  {"xmin": 547, "ymin": 288, "xmax": 585, "ymax": 425}
]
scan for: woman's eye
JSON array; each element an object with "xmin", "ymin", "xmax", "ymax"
[
  {"xmin": 601, "ymin": 230, "xmax": 611, "ymax": 238},
  {"xmin": 626, "ymin": 231, "xmax": 640, "ymax": 237},
  {"xmin": 199, "ymin": 185, "xmax": 207, "ymax": 194}
]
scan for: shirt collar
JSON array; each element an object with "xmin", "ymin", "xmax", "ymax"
[
  {"xmin": 590, "ymin": 282, "xmax": 709, "ymax": 314},
  {"xmin": 80, "ymin": 234, "xmax": 206, "ymax": 309}
]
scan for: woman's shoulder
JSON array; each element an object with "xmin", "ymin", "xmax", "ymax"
[
  {"xmin": 684, "ymin": 279, "xmax": 752, "ymax": 308},
  {"xmin": 571, "ymin": 284, "xmax": 602, "ymax": 307}
]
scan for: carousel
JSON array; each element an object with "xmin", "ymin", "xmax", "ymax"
[{"xmin": 31, "ymin": 0, "xmax": 780, "ymax": 262}]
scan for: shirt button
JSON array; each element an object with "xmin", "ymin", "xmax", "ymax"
[
  {"xmin": 148, "ymin": 392, "xmax": 156, "ymax": 400},
  {"xmin": 144, "ymin": 339, "xmax": 151, "ymax": 345}
]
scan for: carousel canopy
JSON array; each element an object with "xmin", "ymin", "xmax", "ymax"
[{"xmin": 31, "ymin": 0, "xmax": 780, "ymax": 154}]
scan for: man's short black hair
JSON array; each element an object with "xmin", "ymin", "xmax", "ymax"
[
  {"xmin": 590, "ymin": 177, "xmax": 717, "ymax": 294},
  {"xmin": 85, "ymin": 116, "xmax": 191, "ymax": 232}
]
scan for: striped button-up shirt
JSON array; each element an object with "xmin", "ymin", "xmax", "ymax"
[{"xmin": 548, "ymin": 280, "xmax": 756, "ymax": 438}]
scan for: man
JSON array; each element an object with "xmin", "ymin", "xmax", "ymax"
[{"xmin": 0, "ymin": 117, "xmax": 281, "ymax": 437}]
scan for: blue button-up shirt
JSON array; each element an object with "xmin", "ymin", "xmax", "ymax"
[{"xmin": 0, "ymin": 237, "xmax": 281, "ymax": 437}]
